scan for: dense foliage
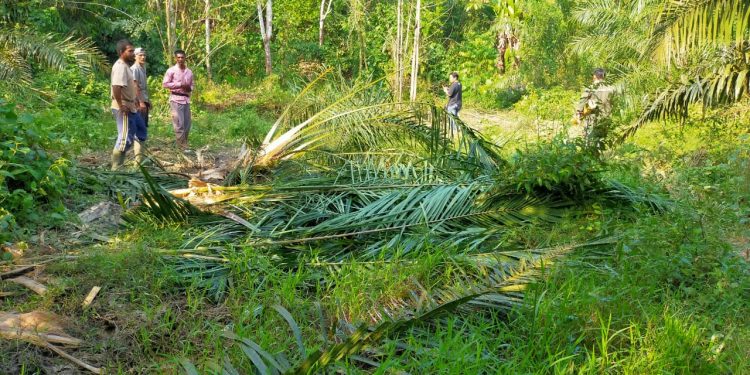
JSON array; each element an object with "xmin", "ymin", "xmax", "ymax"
[{"xmin": 0, "ymin": 101, "xmax": 70, "ymax": 241}]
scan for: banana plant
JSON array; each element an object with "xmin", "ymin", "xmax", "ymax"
[{"xmin": 466, "ymin": 0, "xmax": 524, "ymax": 74}]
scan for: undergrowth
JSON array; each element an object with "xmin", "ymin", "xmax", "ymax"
[{"xmin": 1, "ymin": 99, "xmax": 748, "ymax": 374}]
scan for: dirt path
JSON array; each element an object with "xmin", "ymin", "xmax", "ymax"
[
  {"xmin": 460, "ymin": 108, "xmax": 525, "ymax": 133},
  {"xmin": 461, "ymin": 108, "xmax": 582, "ymax": 145}
]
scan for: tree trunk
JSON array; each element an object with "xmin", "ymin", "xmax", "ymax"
[
  {"xmin": 319, "ymin": 0, "xmax": 333, "ymax": 46},
  {"xmin": 257, "ymin": 0, "xmax": 273, "ymax": 75},
  {"xmin": 348, "ymin": 0, "xmax": 367, "ymax": 72},
  {"xmin": 510, "ymin": 33, "xmax": 521, "ymax": 68},
  {"xmin": 409, "ymin": 0, "xmax": 421, "ymax": 101},
  {"xmin": 165, "ymin": 0, "xmax": 176, "ymax": 59},
  {"xmin": 496, "ymin": 30, "xmax": 507, "ymax": 74},
  {"xmin": 394, "ymin": 0, "xmax": 404, "ymax": 101},
  {"xmin": 205, "ymin": 0, "xmax": 212, "ymax": 81}
]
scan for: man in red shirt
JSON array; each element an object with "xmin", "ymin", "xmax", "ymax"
[{"xmin": 162, "ymin": 50, "xmax": 194, "ymax": 151}]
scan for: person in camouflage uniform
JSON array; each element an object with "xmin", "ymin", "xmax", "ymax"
[{"xmin": 575, "ymin": 68, "xmax": 615, "ymax": 154}]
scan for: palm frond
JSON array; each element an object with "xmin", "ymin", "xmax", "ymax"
[
  {"xmin": 601, "ymin": 179, "xmax": 673, "ymax": 213},
  {"xmin": 181, "ymin": 238, "xmax": 617, "ymax": 374},
  {"xmin": 78, "ymin": 167, "xmax": 188, "ymax": 199},
  {"xmin": 126, "ymin": 167, "xmax": 204, "ymax": 223},
  {"xmin": 0, "ymin": 47, "xmax": 32, "ymax": 84},
  {"xmin": 238, "ymin": 73, "xmax": 505, "ymax": 178},
  {"xmin": 0, "ymin": 29, "xmax": 107, "ymax": 85},
  {"xmin": 646, "ymin": 0, "xmax": 750, "ymax": 65},
  {"xmin": 571, "ymin": 0, "xmax": 658, "ymax": 62},
  {"xmin": 625, "ymin": 52, "xmax": 749, "ymax": 136}
]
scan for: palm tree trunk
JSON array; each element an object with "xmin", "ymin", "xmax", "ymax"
[{"xmin": 394, "ymin": 0, "xmax": 404, "ymax": 101}]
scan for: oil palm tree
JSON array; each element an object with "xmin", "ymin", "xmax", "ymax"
[
  {"xmin": 139, "ymin": 73, "xmax": 662, "ymax": 373},
  {"xmin": 627, "ymin": 0, "xmax": 750, "ymax": 135},
  {"xmin": 0, "ymin": 30, "xmax": 105, "ymax": 88}
]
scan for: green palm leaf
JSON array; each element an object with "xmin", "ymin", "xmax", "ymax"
[
  {"xmin": 646, "ymin": 0, "xmax": 750, "ymax": 65},
  {"xmin": 0, "ymin": 29, "xmax": 106, "ymax": 90},
  {"xmin": 626, "ymin": 56, "xmax": 749, "ymax": 136}
]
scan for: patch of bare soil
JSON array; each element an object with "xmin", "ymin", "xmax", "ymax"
[
  {"xmin": 728, "ymin": 235, "xmax": 750, "ymax": 261},
  {"xmin": 77, "ymin": 140, "xmax": 240, "ymax": 185},
  {"xmin": 460, "ymin": 108, "xmax": 524, "ymax": 134}
]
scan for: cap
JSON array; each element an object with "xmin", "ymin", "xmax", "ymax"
[{"xmin": 134, "ymin": 47, "xmax": 145, "ymax": 56}]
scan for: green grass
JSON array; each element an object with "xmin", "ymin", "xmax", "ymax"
[
  {"xmin": 34, "ymin": 99, "xmax": 273, "ymax": 156},
  {"xmin": 2, "ymin": 99, "xmax": 749, "ymax": 374}
]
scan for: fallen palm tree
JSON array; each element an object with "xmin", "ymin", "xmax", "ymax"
[{"xmin": 129, "ymin": 72, "xmax": 666, "ymax": 372}]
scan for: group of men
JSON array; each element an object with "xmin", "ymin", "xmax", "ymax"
[
  {"xmin": 109, "ymin": 39, "xmax": 194, "ymax": 170},
  {"xmin": 109, "ymin": 39, "xmax": 611, "ymax": 169}
]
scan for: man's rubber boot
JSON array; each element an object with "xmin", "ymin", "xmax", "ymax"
[
  {"xmin": 134, "ymin": 140, "xmax": 146, "ymax": 165},
  {"xmin": 111, "ymin": 150, "xmax": 126, "ymax": 170}
]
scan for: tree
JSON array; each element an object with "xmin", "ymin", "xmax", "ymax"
[
  {"xmin": 393, "ymin": 0, "xmax": 406, "ymax": 101},
  {"xmin": 409, "ymin": 0, "xmax": 421, "ymax": 101},
  {"xmin": 165, "ymin": 0, "xmax": 176, "ymax": 57},
  {"xmin": 319, "ymin": 0, "xmax": 334, "ymax": 46},
  {"xmin": 257, "ymin": 0, "xmax": 273, "ymax": 75},
  {"xmin": 205, "ymin": 0, "xmax": 212, "ymax": 81},
  {"xmin": 348, "ymin": 0, "xmax": 368, "ymax": 72}
]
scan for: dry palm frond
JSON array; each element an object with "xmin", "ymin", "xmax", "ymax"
[{"xmin": 0, "ymin": 311, "xmax": 101, "ymax": 373}]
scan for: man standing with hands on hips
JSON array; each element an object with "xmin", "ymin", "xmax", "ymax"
[{"xmin": 162, "ymin": 49, "xmax": 194, "ymax": 151}]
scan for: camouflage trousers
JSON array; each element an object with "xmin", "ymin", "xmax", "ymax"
[{"xmin": 583, "ymin": 118, "xmax": 610, "ymax": 154}]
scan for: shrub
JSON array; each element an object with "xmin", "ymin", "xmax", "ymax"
[
  {"xmin": 0, "ymin": 101, "xmax": 71, "ymax": 241},
  {"xmin": 505, "ymin": 135, "xmax": 603, "ymax": 197},
  {"xmin": 251, "ymin": 75, "xmax": 294, "ymax": 114},
  {"xmin": 514, "ymin": 86, "xmax": 578, "ymax": 121}
]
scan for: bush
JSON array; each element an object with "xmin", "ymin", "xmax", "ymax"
[
  {"xmin": 505, "ymin": 135, "xmax": 603, "ymax": 197},
  {"xmin": 0, "ymin": 101, "xmax": 71, "ymax": 241},
  {"xmin": 251, "ymin": 75, "xmax": 294, "ymax": 114},
  {"xmin": 519, "ymin": 0, "xmax": 585, "ymax": 88},
  {"xmin": 514, "ymin": 86, "xmax": 578, "ymax": 121}
]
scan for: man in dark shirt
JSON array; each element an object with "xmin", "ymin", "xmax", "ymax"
[{"xmin": 443, "ymin": 71, "xmax": 462, "ymax": 117}]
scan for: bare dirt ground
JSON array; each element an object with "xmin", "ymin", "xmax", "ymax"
[
  {"xmin": 460, "ymin": 108, "xmax": 583, "ymax": 148},
  {"xmin": 77, "ymin": 139, "xmax": 239, "ymax": 184}
]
